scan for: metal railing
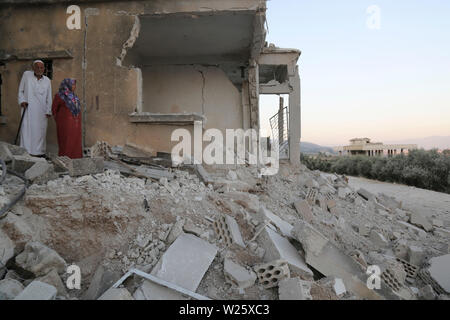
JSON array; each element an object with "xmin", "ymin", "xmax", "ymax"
[{"xmin": 269, "ymin": 106, "xmax": 289, "ymax": 145}]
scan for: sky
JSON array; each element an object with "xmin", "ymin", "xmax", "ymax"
[{"xmin": 259, "ymin": 0, "xmax": 450, "ymax": 146}]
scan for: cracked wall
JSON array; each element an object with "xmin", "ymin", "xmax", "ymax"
[{"xmin": 141, "ymin": 65, "xmax": 242, "ymax": 132}]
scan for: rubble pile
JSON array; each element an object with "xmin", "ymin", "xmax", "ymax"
[{"xmin": 0, "ymin": 140, "xmax": 449, "ymax": 300}]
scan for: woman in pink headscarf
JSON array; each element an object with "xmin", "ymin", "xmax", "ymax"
[{"xmin": 52, "ymin": 78, "xmax": 82, "ymax": 159}]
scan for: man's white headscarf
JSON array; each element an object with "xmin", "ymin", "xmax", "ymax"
[{"xmin": 33, "ymin": 59, "xmax": 44, "ymax": 66}]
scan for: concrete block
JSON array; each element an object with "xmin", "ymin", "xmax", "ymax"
[
  {"xmin": 409, "ymin": 212, "xmax": 433, "ymax": 232},
  {"xmin": 133, "ymin": 280, "xmax": 188, "ymax": 300},
  {"xmin": 11, "ymin": 155, "xmax": 47, "ymax": 173},
  {"xmin": 55, "ymin": 156, "xmax": 104, "ymax": 177},
  {"xmin": 0, "ymin": 279, "xmax": 24, "ymax": 300},
  {"xmin": 14, "ymin": 281, "xmax": 57, "ymax": 300},
  {"xmin": 15, "ymin": 242, "xmax": 66, "ymax": 277},
  {"xmin": 294, "ymin": 200, "xmax": 314, "ymax": 224},
  {"xmin": 98, "ymin": 288, "xmax": 134, "ymax": 300},
  {"xmin": 260, "ymin": 206, "xmax": 293, "ymax": 237},
  {"xmin": 0, "ymin": 230, "xmax": 15, "ymax": 267},
  {"xmin": 258, "ymin": 227, "xmax": 313, "ymax": 279},
  {"xmin": 223, "ymin": 259, "xmax": 256, "ymax": 289},
  {"xmin": 278, "ymin": 277, "xmax": 312, "ymax": 300},
  {"xmin": 151, "ymin": 233, "xmax": 217, "ymax": 292},
  {"xmin": 370, "ymin": 230, "xmax": 389, "ymax": 248},
  {"xmin": 305, "ymin": 188, "xmax": 317, "ymax": 206},
  {"xmin": 24, "ymin": 162, "xmax": 55, "ymax": 184},
  {"xmin": 396, "ymin": 257, "xmax": 419, "ymax": 279},
  {"xmin": 83, "ymin": 265, "xmax": 121, "ymax": 300},
  {"xmin": 213, "ymin": 215, "xmax": 245, "ymax": 248},
  {"xmin": 427, "ymin": 254, "xmax": 450, "ymax": 293},
  {"xmin": 254, "ymin": 259, "xmax": 290, "ymax": 289},
  {"xmin": 407, "ymin": 246, "xmax": 425, "ymax": 266}
]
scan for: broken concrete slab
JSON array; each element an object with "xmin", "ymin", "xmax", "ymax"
[
  {"xmin": 418, "ymin": 284, "xmax": 436, "ymax": 300},
  {"xmin": 258, "ymin": 226, "xmax": 313, "ymax": 279},
  {"xmin": 221, "ymin": 191, "xmax": 260, "ymax": 213},
  {"xmin": 98, "ymin": 288, "xmax": 134, "ymax": 300},
  {"xmin": 370, "ymin": 230, "xmax": 389, "ymax": 248},
  {"xmin": 409, "ymin": 211, "xmax": 433, "ymax": 232},
  {"xmin": 213, "ymin": 215, "xmax": 245, "ymax": 248},
  {"xmin": 337, "ymin": 187, "xmax": 352, "ymax": 199},
  {"xmin": 333, "ymin": 278, "xmax": 346, "ymax": 296},
  {"xmin": 357, "ymin": 188, "xmax": 375, "ymax": 201},
  {"xmin": 133, "ymin": 165, "xmax": 174, "ymax": 181},
  {"xmin": 54, "ymin": 156, "xmax": 104, "ymax": 177},
  {"xmin": 398, "ymin": 221, "xmax": 427, "ymax": 238},
  {"xmin": 427, "ymin": 254, "xmax": 450, "ymax": 293},
  {"xmin": 292, "ymin": 221, "xmax": 392, "ymax": 300},
  {"xmin": 151, "ymin": 233, "xmax": 217, "ymax": 292},
  {"xmin": 15, "ymin": 242, "xmax": 67, "ymax": 277},
  {"xmin": 193, "ymin": 164, "xmax": 213, "ymax": 184},
  {"xmin": 0, "ymin": 143, "xmax": 14, "ymax": 162},
  {"xmin": 0, "ymin": 279, "xmax": 24, "ymax": 300},
  {"xmin": 278, "ymin": 277, "xmax": 312, "ymax": 300},
  {"xmin": 214, "ymin": 179, "xmax": 253, "ymax": 193},
  {"xmin": 133, "ymin": 279, "xmax": 188, "ymax": 300},
  {"xmin": 11, "ymin": 155, "xmax": 47, "ymax": 173},
  {"xmin": 260, "ymin": 206, "xmax": 293, "ymax": 237},
  {"xmin": 223, "ymin": 259, "xmax": 256, "ymax": 289},
  {"xmin": 377, "ymin": 193, "xmax": 402, "ymax": 211},
  {"xmin": 25, "ymin": 161, "xmax": 56, "ymax": 184},
  {"xmin": 293, "ymin": 200, "xmax": 314, "ymax": 224},
  {"xmin": 166, "ymin": 218, "xmax": 185, "ymax": 245},
  {"xmin": 83, "ymin": 265, "xmax": 121, "ymax": 300},
  {"xmin": 36, "ymin": 268, "xmax": 68, "ymax": 297},
  {"xmin": 14, "ymin": 280, "xmax": 57, "ymax": 300}
]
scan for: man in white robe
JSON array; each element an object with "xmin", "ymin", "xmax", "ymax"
[{"xmin": 17, "ymin": 60, "xmax": 52, "ymax": 156}]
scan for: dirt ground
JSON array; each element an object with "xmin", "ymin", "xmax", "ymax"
[{"xmin": 347, "ymin": 176, "xmax": 450, "ymax": 220}]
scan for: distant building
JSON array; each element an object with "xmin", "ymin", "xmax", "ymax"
[{"xmin": 334, "ymin": 138, "xmax": 417, "ymax": 157}]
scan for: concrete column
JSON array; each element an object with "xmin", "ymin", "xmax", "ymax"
[
  {"xmin": 288, "ymin": 66, "xmax": 301, "ymax": 165},
  {"xmin": 241, "ymin": 81, "xmax": 251, "ymax": 130},
  {"xmin": 278, "ymin": 96, "xmax": 284, "ymax": 143},
  {"xmin": 248, "ymin": 61, "xmax": 260, "ymax": 132}
]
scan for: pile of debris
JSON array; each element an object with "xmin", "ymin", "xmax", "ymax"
[{"xmin": 1, "ymin": 140, "xmax": 449, "ymax": 300}]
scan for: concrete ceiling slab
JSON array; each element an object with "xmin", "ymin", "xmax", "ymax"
[{"xmin": 128, "ymin": 12, "xmax": 255, "ymax": 66}]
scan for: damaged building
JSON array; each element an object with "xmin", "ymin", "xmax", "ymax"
[
  {"xmin": 1, "ymin": 0, "xmax": 449, "ymax": 303},
  {"xmin": 0, "ymin": 0, "xmax": 301, "ymax": 164}
]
